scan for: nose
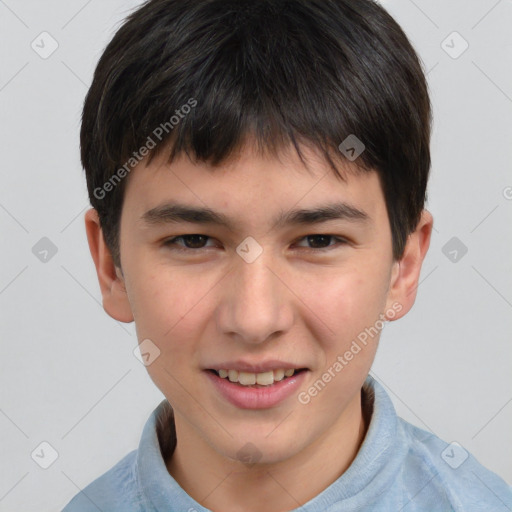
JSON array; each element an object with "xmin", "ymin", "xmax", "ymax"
[{"xmin": 215, "ymin": 250, "xmax": 294, "ymax": 345}]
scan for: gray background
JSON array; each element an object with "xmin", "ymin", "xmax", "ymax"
[{"xmin": 0, "ymin": 0, "xmax": 511, "ymax": 510}]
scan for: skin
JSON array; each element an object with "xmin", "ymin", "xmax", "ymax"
[{"xmin": 85, "ymin": 138, "xmax": 432, "ymax": 512}]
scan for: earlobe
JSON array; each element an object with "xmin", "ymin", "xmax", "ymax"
[
  {"xmin": 385, "ymin": 210, "xmax": 433, "ymax": 321},
  {"xmin": 84, "ymin": 208, "xmax": 134, "ymax": 323}
]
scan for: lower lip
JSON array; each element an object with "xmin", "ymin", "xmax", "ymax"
[{"xmin": 205, "ymin": 370, "xmax": 308, "ymax": 409}]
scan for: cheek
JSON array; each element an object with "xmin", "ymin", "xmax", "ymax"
[
  {"xmin": 127, "ymin": 266, "xmax": 216, "ymax": 361},
  {"xmin": 301, "ymin": 263, "xmax": 390, "ymax": 353},
  {"xmin": 128, "ymin": 265, "xmax": 194, "ymax": 332},
  {"xmin": 127, "ymin": 269, "xmax": 210, "ymax": 403}
]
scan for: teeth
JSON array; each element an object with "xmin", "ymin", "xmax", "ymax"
[
  {"xmin": 273, "ymin": 369, "xmax": 285, "ymax": 382},
  {"xmin": 215, "ymin": 368, "xmax": 298, "ymax": 386},
  {"xmin": 256, "ymin": 371, "xmax": 274, "ymax": 385},
  {"xmin": 238, "ymin": 371, "xmax": 256, "ymax": 385}
]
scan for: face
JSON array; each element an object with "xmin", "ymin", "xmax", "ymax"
[{"xmin": 86, "ymin": 139, "xmax": 431, "ymax": 466}]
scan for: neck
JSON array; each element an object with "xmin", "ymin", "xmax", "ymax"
[{"xmin": 163, "ymin": 387, "xmax": 371, "ymax": 512}]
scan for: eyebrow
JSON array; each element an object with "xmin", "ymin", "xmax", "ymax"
[{"xmin": 140, "ymin": 201, "xmax": 370, "ymax": 230}]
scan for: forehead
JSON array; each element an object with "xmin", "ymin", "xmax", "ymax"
[{"xmin": 122, "ymin": 139, "xmax": 386, "ymax": 231}]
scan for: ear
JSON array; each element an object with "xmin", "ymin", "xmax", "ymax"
[
  {"xmin": 84, "ymin": 208, "xmax": 134, "ymax": 323},
  {"xmin": 384, "ymin": 210, "xmax": 433, "ymax": 321}
]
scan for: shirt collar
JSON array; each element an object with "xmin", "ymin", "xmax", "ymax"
[{"xmin": 136, "ymin": 374, "xmax": 404, "ymax": 511}]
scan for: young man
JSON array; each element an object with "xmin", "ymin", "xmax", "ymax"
[{"xmin": 63, "ymin": 0, "xmax": 512, "ymax": 510}]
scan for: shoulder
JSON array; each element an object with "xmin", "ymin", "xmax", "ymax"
[
  {"xmin": 397, "ymin": 417, "xmax": 512, "ymax": 511},
  {"xmin": 61, "ymin": 449, "xmax": 146, "ymax": 512}
]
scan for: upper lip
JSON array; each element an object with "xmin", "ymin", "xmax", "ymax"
[{"xmin": 206, "ymin": 360, "xmax": 308, "ymax": 373}]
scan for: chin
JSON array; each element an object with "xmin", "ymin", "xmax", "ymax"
[{"xmin": 217, "ymin": 431, "xmax": 304, "ymax": 467}]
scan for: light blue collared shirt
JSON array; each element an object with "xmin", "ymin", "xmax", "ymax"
[{"xmin": 62, "ymin": 375, "xmax": 512, "ymax": 511}]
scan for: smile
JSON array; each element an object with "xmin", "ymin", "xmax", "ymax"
[
  {"xmin": 205, "ymin": 369, "xmax": 309, "ymax": 409},
  {"xmin": 212, "ymin": 368, "xmax": 304, "ymax": 387}
]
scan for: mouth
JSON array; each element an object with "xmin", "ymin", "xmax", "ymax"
[
  {"xmin": 206, "ymin": 368, "xmax": 308, "ymax": 388},
  {"xmin": 205, "ymin": 368, "xmax": 309, "ymax": 409}
]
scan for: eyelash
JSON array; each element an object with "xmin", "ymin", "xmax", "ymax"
[{"xmin": 162, "ymin": 234, "xmax": 349, "ymax": 253}]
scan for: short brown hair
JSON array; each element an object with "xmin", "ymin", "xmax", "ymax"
[{"xmin": 81, "ymin": 0, "xmax": 432, "ymax": 266}]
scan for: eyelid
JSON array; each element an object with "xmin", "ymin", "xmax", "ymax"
[
  {"xmin": 292, "ymin": 235, "xmax": 349, "ymax": 252},
  {"xmin": 163, "ymin": 234, "xmax": 349, "ymax": 252},
  {"xmin": 163, "ymin": 235, "xmax": 219, "ymax": 251}
]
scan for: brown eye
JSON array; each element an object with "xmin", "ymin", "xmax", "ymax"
[
  {"xmin": 295, "ymin": 235, "xmax": 347, "ymax": 251},
  {"xmin": 164, "ymin": 234, "xmax": 214, "ymax": 251}
]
